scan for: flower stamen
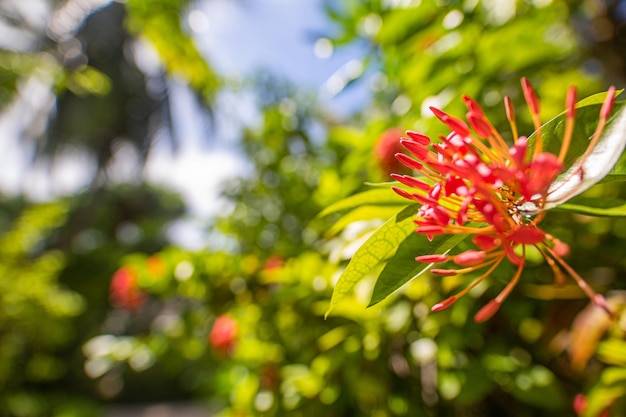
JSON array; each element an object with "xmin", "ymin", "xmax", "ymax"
[
  {"xmin": 474, "ymin": 252, "xmax": 525, "ymax": 323},
  {"xmin": 431, "ymin": 254, "xmax": 505, "ymax": 313},
  {"xmin": 544, "ymin": 245, "xmax": 614, "ymax": 317}
]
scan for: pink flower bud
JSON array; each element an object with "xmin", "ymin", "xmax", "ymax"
[
  {"xmin": 405, "ymin": 130, "xmax": 431, "ymax": 145},
  {"xmin": 431, "ymin": 269, "xmax": 457, "ymax": 276},
  {"xmin": 553, "ymin": 240, "xmax": 570, "ymax": 257},
  {"xmin": 462, "ymin": 95, "xmax": 486, "ymax": 117},
  {"xmin": 474, "ymin": 299, "xmax": 501, "ymax": 323},
  {"xmin": 415, "ymin": 254, "xmax": 448, "ymax": 263},
  {"xmin": 441, "ymin": 115, "xmax": 471, "ymax": 138},
  {"xmin": 600, "ymin": 86, "xmax": 616, "ymax": 120},
  {"xmin": 431, "ymin": 296, "xmax": 457, "ymax": 312},
  {"xmin": 391, "ymin": 174, "xmax": 430, "ymax": 191},
  {"xmin": 400, "ymin": 138, "xmax": 429, "ymax": 160},
  {"xmin": 454, "ymin": 250, "xmax": 486, "ymax": 266},
  {"xmin": 566, "ymin": 86, "xmax": 577, "ymax": 118},
  {"xmin": 467, "ymin": 112, "xmax": 492, "ymax": 138},
  {"xmin": 521, "ymin": 77, "xmax": 540, "ymax": 115},
  {"xmin": 504, "ymin": 96, "xmax": 515, "ymax": 123},
  {"xmin": 395, "ymin": 152, "xmax": 424, "ymax": 171},
  {"xmin": 429, "ymin": 106, "xmax": 449, "ymax": 120},
  {"xmin": 391, "ymin": 186, "xmax": 414, "ymax": 200}
]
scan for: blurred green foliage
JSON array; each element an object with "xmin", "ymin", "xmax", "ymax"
[
  {"xmin": 125, "ymin": 0, "xmax": 219, "ymax": 102},
  {"xmin": 0, "ymin": 0, "xmax": 220, "ymax": 180},
  {"xmin": 1, "ymin": 0, "xmax": 626, "ymax": 416},
  {"xmin": 0, "ymin": 203, "xmax": 94, "ymax": 416}
]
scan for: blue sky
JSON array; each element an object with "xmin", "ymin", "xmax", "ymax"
[
  {"xmin": 0, "ymin": 0, "xmax": 369, "ymax": 248},
  {"xmin": 196, "ymin": 0, "xmax": 365, "ymax": 96},
  {"xmin": 145, "ymin": 0, "xmax": 370, "ymax": 247}
]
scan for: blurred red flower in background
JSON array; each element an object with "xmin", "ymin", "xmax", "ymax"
[
  {"xmin": 209, "ymin": 314, "xmax": 238, "ymax": 355},
  {"xmin": 263, "ymin": 254, "xmax": 284, "ymax": 271},
  {"xmin": 374, "ymin": 128, "xmax": 408, "ymax": 176},
  {"xmin": 110, "ymin": 266, "xmax": 146, "ymax": 311},
  {"xmin": 573, "ymin": 393, "xmax": 611, "ymax": 417}
]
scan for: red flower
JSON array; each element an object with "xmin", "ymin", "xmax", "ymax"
[
  {"xmin": 374, "ymin": 128, "xmax": 408, "ymax": 176},
  {"xmin": 209, "ymin": 315, "xmax": 238, "ymax": 355},
  {"xmin": 392, "ymin": 78, "xmax": 615, "ymax": 322},
  {"xmin": 110, "ymin": 266, "xmax": 146, "ymax": 311}
]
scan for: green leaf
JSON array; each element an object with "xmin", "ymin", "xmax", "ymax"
[
  {"xmin": 597, "ymin": 340, "xmax": 626, "ymax": 367},
  {"xmin": 524, "ymin": 96, "xmax": 626, "ymax": 212},
  {"xmin": 600, "ymin": 174, "xmax": 626, "ymax": 184},
  {"xmin": 368, "ymin": 232, "xmax": 468, "ymax": 306},
  {"xmin": 325, "ymin": 205, "xmax": 417, "ymax": 317},
  {"xmin": 555, "ymin": 196, "xmax": 626, "ymax": 217},
  {"xmin": 576, "ymin": 89, "xmax": 623, "ymax": 107},
  {"xmin": 543, "ymin": 103, "xmax": 626, "ymax": 209},
  {"xmin": 317, "ymin": 187, "xmax": 408, "ymax": 218},
  {"xmin": 327, "ymin": 205, "xmax": 416, "ymax": 237},
  {"xmin": 584, "ymin": 367, "xmax": 626, "ymax": 417},
  {"xmin": 527, "ymin": 91, "xmax": 622, "ymax": 167}
]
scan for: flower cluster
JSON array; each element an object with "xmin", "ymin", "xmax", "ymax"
[{"xmin": 392, "ymin": 78, "xmax": 616, "ymax": 322}]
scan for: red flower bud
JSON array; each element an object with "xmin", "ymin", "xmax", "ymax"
[
  {"xmin": 431, "ymin": 296, "xmax": 457, "ymax": 312},
  {"xmin": 415, "ymin": 254, "xmax": 448, "ymax": 263},
  {"xmin": 431, "ymin": 269, "xmax": 457, "ymax": 276},
  {"xmin": 454, "ymin": 250, "xmax": 486, "ymax": 266},
  {"xmin": 474, "ymin": 299, "xmax": 501, "ymax": 323}
]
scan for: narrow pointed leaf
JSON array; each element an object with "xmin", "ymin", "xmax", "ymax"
[
  {"xmin": 600, "ymin": 174, "xmax": 626, "ymax": 183},
  {"xmin": 575, "ymin": 89, "xmax": 623, "ymax": 107},
  {"xmin": 369, "ymin": 232, "xmax": 468, "ymax": 306},
  {"xmin": 555, "ymin": 196, "xmax": 626, "ymax": 217},
  {"xmin": 325, "ymin": 205, "xmax": 418, "ymax": 317}
]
